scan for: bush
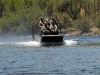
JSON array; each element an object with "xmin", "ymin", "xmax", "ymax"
[
  {"xmin": 62, "ymin": 16, "xmax": 72, "ymax": 29},
  {"xmin": 96, "ymin": 15, "xmax": 100, "ymax": 28},
  {"xmin": 74, "ymin": 17, "xmax": 90, "ymax": 34}
]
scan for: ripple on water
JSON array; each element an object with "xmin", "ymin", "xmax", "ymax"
[
  {"xmin": 0, "ymin": 36, "xmax": 100, "ymax": 75},
  {"xmin": 80, "ymin": 42, "xmax": 100, "ymax": 47}
]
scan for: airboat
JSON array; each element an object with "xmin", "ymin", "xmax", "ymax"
[{"xmin": 32, "ymin": 13, "xmax": 64, "ymax": 42}]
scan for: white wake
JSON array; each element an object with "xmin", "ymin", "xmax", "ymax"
[
  {"xmin": 0, "ymin": 39, "xmax": 77, "ymax": 46},
  {"xmin": 15, "ymin": 41, "xmax": 41, "ymax": 46},
  {"xmin": 64, "ymin": 39, "xmax": 77, "ymax": 46}
]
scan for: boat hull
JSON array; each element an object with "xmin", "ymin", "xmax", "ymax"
[{"xmin": 41, "ymin": 35, "xmax": 63, "ymax": 42}]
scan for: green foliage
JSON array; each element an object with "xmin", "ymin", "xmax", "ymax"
[
  {"xmin": 46, "ymin": 2, "xmax": 53, "ymax": 16},
  {"xmin": 57, "ymin": 0, "xmax": 69, "ymax": 13},
  {"xmin": 57, "ymin": 0, "xmax": 81, "ymax": 20},
  {"xmin": 37, "ymin": 0, "xmax": 46, "ymax": 10},
  {"xmin": 0, "ymin": 0, "xmax": 4, "ymax": 17},
  {"xmin": 96, "ymin": 15, "xmax": 100, "ymax": 28},
  {"xmin": 62, "ymin": 16, "xmax": 72, "ymax": 28},
  {"xmin": 0, "ymin": 0, "xmax": 99, "ymax": 36},
  {"xmin": 74, "ymin": 17, "xmax": 90, "ymax": 34},
  {"xmin": 9, "ymin": 0, "xmax": 16, "ymax": 11},
  {"xmin": 24, "ymin": 0, "xmax": 33, "ymax": 7}
]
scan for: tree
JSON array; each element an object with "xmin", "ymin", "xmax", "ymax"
[
  {"xmin": 0, "ymin": 1, "xmax": 4, "ymax": 17},
  {"xmin": 24, "ymin": 0, "xmax": 33, "ymax": 7},
  {"xmin": 57, "ymin": 0, "xmax": 87, "ymax": 20},
  {"xmin": 96, "ymin": 15, "xmax": 100, "ymax": 28},
  {"xmin": 9, "ymin": 0, "xmax": 16, "ymax": 11},
  {"xmin": 46, "ymin": 2, "xmax": 53, "ymax": 16},
  {"xmin": 97, "ymin": 0, "xmax": 100, "ymax": 11},
  {"xmin": 74, "ymin": 17, "xmax": 90, "ymax": 34},
  {"xmin": 37, "ymin": 0, "xmax": 46, "ymax": 10},
  {"xmin": 57, "ymin": 0, "xmax": 81, "ymax": 20}
]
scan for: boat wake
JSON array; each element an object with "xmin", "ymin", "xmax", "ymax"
[
  {"xmin": 15, "ymin": 41, "xmax": 41, "ymax": 46},
  {"xmin": 0, "ymin": 41, "xmax": 41, "ymax": 46},
  {"xmin": 0, "ymin": 39, "xmax": 77, "ymax": 46},
  {"xmin": 64, "ymin": 39, "xmax": 77, "ymax": 46}
]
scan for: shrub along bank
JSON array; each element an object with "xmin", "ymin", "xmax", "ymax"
[{"xmin": 0, "ymin": 0, "xmax": 100, "ymax": 36}]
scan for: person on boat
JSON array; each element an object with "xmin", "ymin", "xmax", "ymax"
[
  {"xmin": 50, "ymin": 18, "xmax": 59, "ymax": 35},
  {"xmin": 52, "ymin": 23, "xmax": 59, "ymax": 35},
  {"xmin": 54, "ymin": 18, "xmax": 59, "ymax": 34},
  {"xmin": 38, "ymin": 18, "xmax": 44, "ymax": 28},
  {"xmin": 38, "ymin": 18, "xmax": 46, "ymax": 35},
  {"xmin": 44, "ymin": 18, "xmax": 51, "ymax": 35},
  {"xmin": 50, "ymin": 18, "xmax": 55, "ymax": 33}
]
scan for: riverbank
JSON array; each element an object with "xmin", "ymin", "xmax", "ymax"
[
  {"xmin": 0, "ymin": 27, "xmax": 100, "ymax": 37},
  {"xmin": 64, "ymin": 27, "xmax": 100, "ymax": 36}
]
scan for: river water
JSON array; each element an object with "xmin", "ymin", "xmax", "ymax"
[{"xmin": 0, "ymin": 36, "xmax": 100, "ymax": 75}]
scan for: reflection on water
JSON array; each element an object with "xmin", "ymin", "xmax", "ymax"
[{"xmin": 0, "ymin": 36, "xmax": 100, "ymax": 75}]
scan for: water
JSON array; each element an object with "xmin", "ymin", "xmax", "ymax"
[{"xmin": 0, "ymin": 36, "xmax": 100, "ymax": 75}]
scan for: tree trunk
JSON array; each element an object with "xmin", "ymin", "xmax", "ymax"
[{"xmin": 0, "ymin": 3, "xmax": 4, "ymax": 17}]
